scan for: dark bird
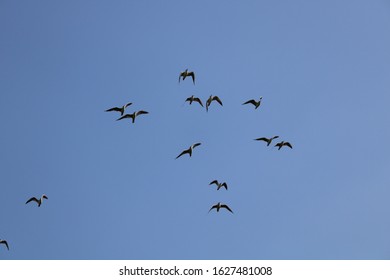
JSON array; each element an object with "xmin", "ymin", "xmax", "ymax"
[
  {"xmin": 0, "ymin": 239, "xmax": 9, "ymax": 251},
  {"xmin": 242, "ymin": 97, "xmax": 263, "ymax": 109},
  {"xmin": 185, "ymin": 95, "xmax": 203, "ymax": 107},
  {"xmin": 254, "ymin": 136, "xmax": 279, "ymax": 146},
  {"xmin": 176, "ymin": 143, "xmax": 201, "ymax": 159},
  {"xmin": 179, "ymin": 69, "xmax": 195, "ymax": 84},
  {"xmin": 209, "ymin": 202, "xmax": 233, "ymax": 214},
  {"xmin": 209, "ymin": 180, "xmax": 228, "ymax": 190},
  {"xmin": 116, "ymin": 110, "xmax": 149, "ymax": 123},
  {"xmin": 275, "ymin": 141, "xmax": 293, "ymax": 150},
  {"xmin": 25, "ymin": 194, "xmax": 48, "ymax": 207},
  {"xmin": 105, "ymin": 102, "xmax": 132, "ymax": 116},
  {"xmin": 206, "ymin": 95, "xmax": 223, "ymax": 112}
]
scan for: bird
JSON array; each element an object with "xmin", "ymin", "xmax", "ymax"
[
  {"xmin": 185, "ymin": 95, "xmax": 203, "ymax": 107},
  {"xmin": 179, "ymin": 69, "xmax": 195, "ymax": 84},
  {"xmin": 105, "ymin": 102, "xmax": 133, "ymax": 116},
  {"xmin": 209, "ymin": 202, "xmax": 233, "ymax": 214},
  {"xmin": 0, "ymin": 239, "xmax": 9, "ymax": 251},
  {"xmin": 206, "ymin": 95, "xmax": 223, "ymax": 112},
  {"xmin": 25, "ymin": 194, "xmax": 48, "ymax": 207},
  {"xmin": 175, "ymin": 143, "xmax": 201, "ymax": 159},
  {"xmin": 254, "ymin": 136, "xmax": 279, "ymax": 146},
  {"xmin": 275, "ymin": 141, "xmax": 293, "ymax": 150},
  {"xmin": 116, "ymin": 110, "xmax": 149, "ymax": 123},
  {"xmin": 242, "ymin": 97, "xmax": 263, "ymax": 109},
  {"xmin": 209, "ymin": 180, "xmax": 228, "ymax": 190}
]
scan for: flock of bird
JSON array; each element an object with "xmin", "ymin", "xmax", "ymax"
[{"xmin": 0, "ymin": 68, "xmax": 292, "ymax": 252}]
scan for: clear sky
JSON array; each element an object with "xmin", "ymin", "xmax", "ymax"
[{"xmin": 1, "ymin": 0, "xmax": 390, "ymax": 260}]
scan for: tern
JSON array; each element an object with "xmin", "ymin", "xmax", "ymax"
[
  {"xmin": 275, "ymin": 141, "xmax": 293, "ymax": 150},
  {"xmin": 116, "ymin": 111, "xmax": 149, "ymax": 123},
  {"xmin": 242, "ymin": 97, "xmax": 263, "ymax": 109},
  {"xmin": 105, "ymin": 102, "xmax": 132, "ymax": 116},
  {"xmin": 179, "ymin": 69, "xmax": 195, "ymax": 84},
  {"xmin": 209, "ymin": 202, "xmax": 233, "ymax": 214},
  {"xmin": 254, "ymin": 136, "xmax": 279, "ymax": 146},
  {"xmin": 25, "ymin": 194, "xmax": 48, "ymax": 207},
  {"xmin": 185, "ymin": 95, "xmax": 203, "ymax": 107},
  {"xmin": 0, "ymin": 240, "xmax": 9, "ymax": 251},
  {"xmin": 206, "ymin": 95, "xmax": 223, "ymax": 112},
  {"xmin": 209, "ymin": 180, "xmax": 228, "ymax": 190},
  {"xmin": 176, "ymin": 143, "xmax": 201, "ymax": 159}
]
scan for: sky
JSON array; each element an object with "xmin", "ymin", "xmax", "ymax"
[{"xmin": 0, "ymin": 0, "xmax": 390, "ymax": 260}]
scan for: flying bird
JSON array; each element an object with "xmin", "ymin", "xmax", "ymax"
[
  {"xmin": 209, "ymin": 202, "xmax": 233, "ymax": 214},
  {"xmin": 116, "ymin": 110, "xmax": 149, "ymax": 123},
  {"xmin": 185, "ymin": 95, "xmax": 203, "ymax": 107},
  {"xmin": 0, "ymin": 239, "xmax": 9, "ymax": 251},
  {"xmin": 179, "ymin": 69, "xmax": 195, "ymax": 84},
  {"xmin": 275, "ymin": 141, "xmax": 293, "ymax": 150},
  {"xmin": 206, "ymin": 95, "xmax": 223, "ymax": 112},
  {"xmin": 254, "ymin": 136, "xmax": 279, "ymax": 146},
  {"xmin": 242, "ymin": 97, "xmax": 263, "ymax": 109},
  {"xmin": 209, "ymin": 180, "xmax": 228, "ymax": 190},
  {"xmin": 25, "ymin": 194, "xmax": 48, "ymax": 207},
  {"xmin": 105, "ymin": 102, "xmax": 132, "ymax": 116},
  {"xmin": 176, "ymin": 143, "xmax": 201, "ymax": 159}
]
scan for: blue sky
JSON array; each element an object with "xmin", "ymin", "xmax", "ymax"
[{"xmin": 1, "ymin": 0, "xmax": 390, "ymax": 259}]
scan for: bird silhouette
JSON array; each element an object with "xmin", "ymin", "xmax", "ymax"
[
  {"xmin": 25, "ymin": 194, "xmax": 48, "ymax": 207},
  {"xmin": 185, "ymin": 95, "xmax": 203, "ymax": 107},
  {"xmin": 0, "ymin": 239, "xmax": 9, "ymax": 251},
  {"xmin": 206, "ymin": 95, "xmax": 223, "ymax": 112},
  {"xmin": 116, "ymin": 110, "xmax": 149, "ymax": 123},
  {"xmin": 179, "ymin": 69, "xmax": 195, "ymax": 84},
  {"xmin": 209, "ymin": 180, "xmax": 228, "ymax": 190},
  {"xmin": 254, "ymin": 136, "xmax": 279, "ymax": 146},
  {"xmin": 105, "ymin": 102, "xmax": 132, "ymax": 116},
  {"xmin": 242, "ymin": 97, "xmax": 263, "ymax": 109},
  {"xmin": 209, "ymin": 202, "xmax": 233, "ymax": 214},
  {"xmin": 176, "ymin": 143, "xmax": 201, "ymax": 159},
  {"xmin": 275, "ymin": 141, "xmax": 293, "ymax": 150}
]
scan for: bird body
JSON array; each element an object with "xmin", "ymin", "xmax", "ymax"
[
  {"xmin": 25, "ymin": 194, "xmax": 48, "ymax": 207},
  {"xmin": 105, "ymin": 102, "xmax": 132, "ymax": 116},
  {"xmin": 0, "ymin": 239, "xmax": 9, "ymax": 250},
  {"xmin": 185, "ymin": 95, "xmax": 203, "ymax": 107},
  {"xmin": 206, "ymin": 95, "xmax": 223, "ymax": 112},
  {"xmin": 209, "ymin": 180, "xmax": 228, "ymax": 190},
  {"xmin": 242, "ymin": 97, "xmax": 263, "ymax": 109},
  {"xmin": 116, "ymin": 110, "xmax": 149, "ymax": 123},
  {"xmin": 209, "ymin": 202, "xmax": 233, "ymax": 213},
  {"xmin": 275, "ymin": 141, "xmax": 293, "ymax": 150},
  {"xmin": 176, "ymin": 143, "xmax": 201, "ymax": 159},
  {"xmin": 255, "ymin": 135, "xmax": 279, "ymax": 146},
  {"xmin": 179, "ymin": 69, "xmax": 195, "ymax": 84}
]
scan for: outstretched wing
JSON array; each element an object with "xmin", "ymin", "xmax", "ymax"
[
  {"xmin": 0, "ymin": 240, "xmax": 9, "ymax": 250},
  {"xmin": 209, "ymin": 180, "xmax": 219, "ymax": 186},
  {"xmin": 192, "ymin": 143, "xmax": 201, "ymax": 149},
  {"xmin": 221, "ymin": 204, "xmax": 234, "ymax": 213},
  {"xmin": 221, "ymin": 183, "xmax": 228, "ymax": 190},
  {"xmin": 254, "ymin": 137, "xmax": 269, "ymax": 142},
  {"xmin": 193, "ymin": 98, "xmax": 203, "ymax": 107},
  {"xmin": 208, "ymin": 204, "xmax": 218, "ymax": 213},
  {"xmin": 284, "ymin": 142, "xmax": 293, "ymax": 149},
  {"xmin": 117, "ymin": 114, "xmax": 131, "ymax": 121},
  {"xmin": 136, "ymin": 110, "xmax": 149, "ymax": 116},
  {"xmin": 271, "ymin": 136, "xmax": 279, "ymax": 140},
  {"xmin": 124, "ymin": 102, "xmax": 133, "ymax": 109},
  {"xmin": 25, "ymin": 197, "xmax": 39, "ymax": 205},
  {"xmin": 213, "ymin": 96, "xmax": 223, "ymax": 106},
  {"xmin": 105, "ymin": 107, "xmax": 121, "ymax": 112},
  {"xmin": 175, "ymin": 149, "xmax": 189, "ymax": 159},
  {"xmin": 242, "ymin": 99, "xmax": 256, "ymax": 106},
  {"xmin": 188, "ymin": 72, "xmax": 195, "ymax": 84}
]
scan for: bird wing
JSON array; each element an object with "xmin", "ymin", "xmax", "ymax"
[
  {"xmin": 175, "ymin": 149, "xmax": 189, "ymax": 159},
  {"xmin": 213, "ymin": 96, "xmax": 223, "ymax": 106},
  {"xmin": 188, "ymin": 72, "xmax": 195, "ymax": 84},
  {"xmin": 254, "ymin": 137, "xmax": 269, "ymax": 142},
  {"xmin": 178, "ymin": 72, "xmax": 184, "ymax": 83},
  {"xmin": 42, "ymin": 195, "xmax": 48, "ymax": 200},
  {"xmin": 0, "ymin": 240, "xmax": 9, "ymax": 250},
  {"xmin": 185, "ymin": 97, "xmax": 192, "ymax": 103},
  {"xmin": 284, "ymin": 142, "xmax": 293, "ymax": 149},
  {"xmin": 209, "ymin": 180, "xmax": 219, "ymax": 186},
  {"xmin": 221, "ymin": 204, "xmax": 234, "ymax": 213},
  {"xmin": 242, "ymin": 99, "xmax": 255, "ymax": 106},
  {"xmin": 193, "ymin": 98, "xmax": 203, "ymax": 107},
  {"xmin": 136, "ymin": 110, "xmax": 149, "ymax": 116},
  {"xmin": 271, "ymin": 136, "xmax": 280, "ymax": 140},
  {"xmin": 25, "ymin": 197, "xmax": 39, "ymax": 204},
  {"xmin": 116, "ymin": 114, "xmax": 130, "ymax": 121},
  {"xmin": 208, "ymin": 205, "xmax": 218, "ymax": 213},
  {"xmin": 192, "ymin": 143, "xmax": 201, "ymax": 149},
  {"xmin": 124, "ymin": 102, "xmax": 133, "ymax": 108},
  {"xmin": 221, "ymin": 183, "xmax": 228, "ymax": 190},
  {"xmin": 105, "ymin": 107, "xmax": 121, "ymax": 112}
]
